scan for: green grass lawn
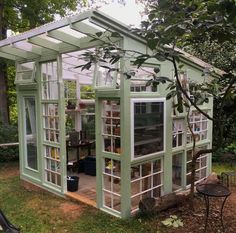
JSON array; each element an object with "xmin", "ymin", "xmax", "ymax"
[
  {"xmin": 0, "ymin": 163, "xmax": 156, "ymax": 233},
  {"xmin": 0, "ymin": 162, "xmax": 235, "ymax": 233},
  {"xmin": 212, "ymin": 162, "xmax": 236, "ymax": 175}
]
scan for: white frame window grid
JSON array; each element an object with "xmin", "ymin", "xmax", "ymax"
[
  {"xmin": 131, "ymin": 98, "xmax": 166, "ymax": 161},
  {"xmin": 44, "ymin": 146, "xmax": 61, "ymax": 187},
  {"xmin": 187, "ymin": 111, "xmax": 208, "ymax": 144},
  {"xmin": 15, "ymin": 61, "xmax": 36, "ymax": 84},
  {"xmin": 102, "ymin": 100, "xmax": 121, "ymax": 154},
  {"xmin": 186, "ymin": 146, "xmax": 208, "ymax": 186},
  {"xmin": 130, "ymin": 65, "xmax": 160, "ymax": 93},
  {"xmin": 80, "ymin": 84, "xmax": 95, "ymax": 100},
  {"xmin": 41, "ymin": 61, "xmax": 59, "ymax": 100},
  {"xmin": 42, "ymin": 103, "xmax": 60, "ymax": 143},
  {"xmin": 102, "ymin": 158, "xmax": 121, "ymax": 214},
  {"xmin": 93, "ymin": 62, "xmax": 118, "ymax": 89},
  {"xmin": 172, "ymin": 119, "xmax": 185, "ymax": 148},
  {"xmin": 130, "ymin": 159, "xmax": 163, "ymax": 213},
  {"xmin": 41, "ymin": 61, "xmax": 62, "ymax": 188}
]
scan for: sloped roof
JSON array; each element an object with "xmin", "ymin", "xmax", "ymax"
[{"xmin": 0, "ymin": 9, "xmax": 223, "ymax": 76}]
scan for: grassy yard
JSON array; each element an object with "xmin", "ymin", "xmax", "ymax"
[
  {"xmin": 212, "ymin": 162, "xmax": 236, "ymax": 175},
  {"xmin": 0, "ymin": 162, "xmax": 156, "ymax": 233},
  {"xmin": 0, "ymin": 162, "xmax": 235, "ymax": 233}
]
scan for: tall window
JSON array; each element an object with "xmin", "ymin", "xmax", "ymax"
[
  {"xmin": 132, "ymin": 99, "xmax": 165, "ymax": 159},
  {"xmin": 24, "ymin": 97, "xmax": 38, "ymax": 170},
  {"xmin": 41, "ymin": 61, "xmax": 61, "ymax": 187}
]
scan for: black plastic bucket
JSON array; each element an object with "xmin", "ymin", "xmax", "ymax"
[{"xmin": 67, "ymin": 176, "xmax": 79, "ymax": 192}]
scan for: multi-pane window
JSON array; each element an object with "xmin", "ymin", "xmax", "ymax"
[
  {"xmin": 81, "ymin": 104, "xmax": 95, "ymax": 140},
  {"xmin": 80, "ymin": 85, "xmax": 95, "ymax": 100},
  {"xmin": 94, "ymin": 62, "xmax": 118, "ymax": 88},
  {"xmin": 172, "ymin": 119, "xmax": 184, "ymax": 148},
  {"xmin": 41, "ymin": 61, "xmax": 61, "ymax": 188},
  {"xmin": 64, "ymin": 80, "xmax": 77, "ymax": 109},
  {"xmin": 187, "ymin": 112, "xmax": 208, "ymax": 143},
  {"xmin": 41, "ymin": 62, "xmax": 58, "ymax": 100},
  {"xmin": 42, "ymin": 104, "xmax": 59, "ymax": 143},
  {"xmin": 102, "ymin": 100, "xmax": 121, "ymax": 154},
  {"xmin": 130, "ymin": 67, "xmax": 159, "ymax": 92},
  {"xmin": 186, "ymin": 147, "xmax": 208, "ymax": 186},
  {"xmin": 132, "ymin": 99, "xmax": 164, "ymax": 159},
  {"xmin": 103, "ymin": 158, "xmax": 121, "ymax": 213},
  {"xmin": 16, "ymin": 61, "xmax": 36, "ymax": 83},
  {"xmin": 44, "ymin": 146, "xmax": 61, "ymax": 186},
  {"xmin": 131, "ymin": 159, "xmax": 163, "ymax": 213}
]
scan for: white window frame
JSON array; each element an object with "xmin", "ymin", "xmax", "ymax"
[
  {"xmin": 93, "ymin": 62, "xmax": 118, "ymax": 90},
  {"xmin": 130, "ymin": 158, "xmax": 163, "ymax": 213},
  {"xmin": 186, "ymin": 148, "xmax": 209, "ymax": 187},
  {"xmin": 15, "ymin": 61, "xmax": 36, "ymax": 84},
  {"xmin": 131, "ymin": 98, "xmax": 166, "ymax": 161},
  {"xmin": 102, "ymin": 158, "xmax": 121, "ymax": 214}
]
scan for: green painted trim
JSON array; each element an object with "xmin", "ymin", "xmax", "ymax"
[
  {"xmin": 95, "ymin": 97, "xmax": 103, "ymax": 209},
  {"xmin": 119, "ymin": 55, "xmax": 132, "ymax": 219},
  {"xmin": 18, "ymin": 90, "xmax": 41, "ymax": 182},
  {"xmin": 57, "ymin": 54, "xmax": 67, "ymax": 194}
]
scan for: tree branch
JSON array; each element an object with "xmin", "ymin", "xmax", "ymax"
[{"xmin": 172, "ymin": 56, "xmax": 214, "ymax": 121}]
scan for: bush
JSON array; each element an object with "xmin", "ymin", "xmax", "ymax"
[
  {"xmin": 0, "ymin": 125, "xmax": 19, "ymax": 162},
  {"xmin": 225, "ymin": 142, "xmax": 236, "ymax": 155}
]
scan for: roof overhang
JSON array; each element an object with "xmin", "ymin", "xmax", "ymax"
[{"xmin": 0, "ymin": 10, "xmax": 141, "ymax": 63}]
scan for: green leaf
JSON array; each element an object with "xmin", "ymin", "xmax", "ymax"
[
  {"xmin": 81, "ymin": 62, "xmax": 91, "ymax": 71},
  {"xmin": 154, "ymin": 67, "xmax": 160, "ymax": 73},
  {"xmin": 111, "ymin": 31, "xmax": 121, "ymax": 37},
  {"xmin": 148, "ymin": 13, "xmax": 156, "ymax": 21},
  {"xmin": 147, "ymin": 39, "xmax": 158, "ymax": 50},
  {"xmin": 95, "ymin": 32, "xmax": 103, "ymax": 37}
]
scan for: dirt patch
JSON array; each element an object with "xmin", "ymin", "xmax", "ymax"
[
  {"xmin": 59, "ymin": 203, "xmax": 85, "ymax": 220},
  {"xmin": 156, "ymin": 187, "xmax": 236, "ymax": 233},
  {"xmin": 0, "ymin": 162, "xmax": 19, "ymax": 179}
]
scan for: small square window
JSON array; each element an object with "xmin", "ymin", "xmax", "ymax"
[{"xmin": 15, "ymin": 62, "xmax": 36, "ymax": 84}]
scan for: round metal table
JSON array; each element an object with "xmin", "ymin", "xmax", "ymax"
[{"xmin": 196, "ymin": 183, "xmax": 231, "ymax": 233}]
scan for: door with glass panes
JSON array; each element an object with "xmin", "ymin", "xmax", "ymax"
[{"xmin": 41, "ymin": 61, "xmax": 64, "ymax": 191}]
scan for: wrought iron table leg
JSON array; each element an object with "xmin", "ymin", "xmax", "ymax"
[
  {"xmin": 220, "ymin": 196, "xmax": 228, "ymax": 232},
  {"xmin": 203, "ymin": 195, "xmax": 210, "ymax": 233}
]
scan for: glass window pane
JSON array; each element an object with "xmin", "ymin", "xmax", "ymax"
[
  {"xmin": 133, "ymin": 101, "xmax": 164, "ymax": 158},
  {"xmin": 24, "ymin": 97, "xmax": 38, "ymax": 170}
]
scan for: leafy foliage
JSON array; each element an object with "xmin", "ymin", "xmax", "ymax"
[
  {"xmin": 0, "ymin": 125, "xmax": 19, "ymax": 162},
  {"xmin": 161, "ymin": 215, "xmax": 184, "ymax": 228}
]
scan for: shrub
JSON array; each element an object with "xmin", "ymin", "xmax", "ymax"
[{"xmin": 0, "ymin": 125, "xmax": 19, "ymax": 162}]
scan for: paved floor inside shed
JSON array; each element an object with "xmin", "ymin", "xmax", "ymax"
[{"xmin": 66, "ymin": 171, "xmax": 97, "ymax": 207}]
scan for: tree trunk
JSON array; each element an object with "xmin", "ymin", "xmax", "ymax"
[{"xmin": 0, "ymin": 0, "xmax": 9, "ymax": 125}]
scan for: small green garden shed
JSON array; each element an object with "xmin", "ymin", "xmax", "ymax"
[{"xmin": 0, "ymin": 10, "xmax": 214, "ymax": 218}]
